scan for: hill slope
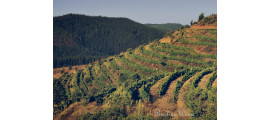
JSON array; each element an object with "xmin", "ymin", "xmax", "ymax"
[
  {"xmin": 145, "ymin": 23, "xmax": 183, "ymax": 32},
  {"xmin": 54, "ymin": 14, "xmax": 165, "ymax": 68},
  {"xmin": 53, "ymin": 14, "xmax": 217, "ymax": 120}
]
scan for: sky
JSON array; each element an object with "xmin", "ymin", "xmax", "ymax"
[{"xmin": 54, "ymin": 0, "xmax": 216, "ymax": 25}]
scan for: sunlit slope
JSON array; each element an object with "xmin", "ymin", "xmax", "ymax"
[{"xmin": 53, "ymin": 14, "xmax": 217, "ymax": 120}]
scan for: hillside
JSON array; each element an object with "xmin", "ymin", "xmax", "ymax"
[
  {"xmin": 145, "ymin": 23, "xmax": 183, "ymax": 32},
  {"xmin": 53, "ymin": 14, "xmax": 217, "ymax": 120},
  {"xmin": 53, "ymin": 14, "xmax": 165, "ymax": 68}
]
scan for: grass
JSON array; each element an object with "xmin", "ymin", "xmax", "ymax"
[
  {"xmin": 176, "ymin": 39, "xmax": 217, "ymax": 47},
  {"xmin": 91, "ymin": 64, "xmax": 107, "ymax": 89},
  {"xmin": 65, "ymin": 75, "xmax": 73, "ymax": 99},
  {"xmin": 147, "ymin": 45, "xmax": 209, "ymax": 67},
  {"xmin": 158, "ymin": 43, "xmax": 217, "ymax": 59},
  {"xmin": 102, "ymin": 63, "xmax": 117, "ymax": 82},
  {"xmin": 117, "ymin": 55, "xmax": 157, "ymax": 76},
  {"xmin": 96, "ymin": 63, "xmax": 112, "ymax": 84},
  {"xmin": 79, "ymin": 71, "xmax": 88, "ymax": 95},
  {"xmin": 194, "ymin": 35, "xmax": 217, "ymax": 43},
  {"xmin": 172, "ymin": 69, "xmax": 200, "ymax": 102}
]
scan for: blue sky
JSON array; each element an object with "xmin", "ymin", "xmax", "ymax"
[{"xmin": 54, "ymin": 0, "xmax": 216, "ymax": 24}]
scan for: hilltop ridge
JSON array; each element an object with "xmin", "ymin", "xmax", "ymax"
[{"xmin": 53, "ymin": 14, "xmax": 165, "ymax": 68}]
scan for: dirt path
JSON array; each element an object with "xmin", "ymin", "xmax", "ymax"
[
  {"xmin": 144, "ymin": 43, "xmax": 154, "ymax": 50},
  {"xmin": 150, "ymin": 76, "xmax": 168, "ymax": 99},
  {"xmin": 55, "ymin": 101, "xmax": 108, "ymax": 120},
  {"xmin": 176, "ymin": 72, "xmax": 202, "ymax": 119},
  {"xmin": 159, "ymin": 36, "xmax": 171, "ymax": 43},
  {"xmin": 148, "ymin": 76, "xmax": 183, "ymax": 118},
  {"xmin": 212, "ymin": 78, "xmax": 217, "ymax": 87},
  {"xmin": 198, "ymin": 72, "xmax": 214, "ymax": 89}
]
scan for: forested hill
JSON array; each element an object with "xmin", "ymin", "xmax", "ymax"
[
  {"xmin": 145, "ymin": 23, "xmax": 183, "ymax": 32},
  {"xmin": 53, "ymin": 14, "xmax": 165, "ymax": 68}
]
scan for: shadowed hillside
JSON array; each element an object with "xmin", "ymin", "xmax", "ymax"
[
  {"xmin": 53, "ymin": 14, "xmax": 217, "ymax": 120},
  {"xmin": 54, "ymin": 14, "xmax": 165, "ymax": 68},
  {"xmin": 145, "ymin": 23, "xmax": 183, "ymax": 32}
]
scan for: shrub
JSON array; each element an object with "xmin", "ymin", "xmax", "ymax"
[
  {"xmin": 184, "ymin": 25, "xmax": 190, "ymax": 28},
  {"xmin": 132, "ymin": 74, "xmax": 141, "ymax": 82},
  {"xmin": 53, "ymin": 79, "xmax": 67, "ymax": 105},
  {"xmin": 207, "ymin": 71, "xmax": 217, "ymax": 89},
  {"xmin": 158, "ymin": 69, "xmax": 187, "ymax": 95},
  {"xmin": 192, "ymin": 69, "xmax": 213, "ymax": 88},
  {"xmin": 140, "ymin": 85, "xmax": 150, "ymax": 101},
  {"xmin": 96, "ymin": 97, "xmax": 104, "ymax": 105},
  {"xmin": 160, "ymin": 62, "xmax": 167, "ymax": 66},
  {"xmin": 198, "ymin": 13, "xmax": 204, "ymax": 21}
]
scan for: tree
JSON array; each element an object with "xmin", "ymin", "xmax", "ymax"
[
  {"xmin": 198, "ymin": 13, "xmax": 204, "ymax": 21},
  {"xmin": 190, "ymin": 20, "xmax": 193, "ymax": 26},
  {"xmin": 53, "ymin": 79, "xmax": 67, "ymax": 105},
  {"xmin": 132, "ymin": 74, "xmax": 141, "ymax": 82},
  {"xmin": 184, "ymin": 25, "xmax": 190, "ymax": 28}
]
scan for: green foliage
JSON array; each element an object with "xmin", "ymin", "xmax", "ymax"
[
  {"xmin": 53, "ymin": 79, "xmax": 67, "ymax": 105},
  {"xmin": 198, "ymin": 13, "xmax": 204, "ymax": 21},
  {"xmin": 127, "ymin": 50, "xmax": 160, "ymax": 64},
  {"xmin": 128, "ymin": 75, "xmax": 165, "ymax": 101},
  {"xmin": 139, "ymin": 85, "xmax": 150, "ymax": 101},
  {"xmin": 102, "ymin": 63, "xmax": 117, "ymax": 81},
  {"xmin": 149, "ymin": 44, "xmax": 209, "ymax": 66},
  {"xmin": 118, "ymin": 73, "xmax": 129, "ymax": 86},
  {"xmin": 184, "ymin": 24, "xmax": 190, "ymax": 28},
  {"xmin": 173, "ymin": 81, "xmax": 184, "ymax": 102},
  {"xmin": 197, "ymin": 14, "xmax": 217, "ymax": 26},
  {"xmin": 192, "ymin": 69, "xmax": 213, "ymax": 88},
  {"xmin": 110, "ymin": 58, "xmax": 133, "ymax": 75},
  {"xmin": 117, "ymin": 55, "xmax": 157, "ymax": 75},
  {"xmin": 172, "ymin": 68, "xmax": 199, "ymax": 102},
  {"xmin": 83, "ymin": 68, "xmax": 92, "ymax": 86},
  {"xmin": 97, "ymin": 63, "xmax": 112, "ymax": 84},
  {"xmin": 54, "ymin": 15, "xmax": 217, "ymax": 119},
  {"xmin": 90, "ymin": 65, "xmax": 107, "ymax": 89},
  {"xmin": 145, "ymin": 23, "xmax": 183, "ymax": 32},
  {"xmin": 79, "ymin": 72, "xmax": 88, "ymax": 95},
  {"xmin": 65, "ymin": 75, "xmax": 73, "ymax": 99},
  {"xmin": 54, "ymin": 14, "xmax": 165, "ymax": 68},
  {"xmin": 96, "ymin": 97, "xmax": 104, "ymax": 105},
  {"xmin": 132, "ymin": 74, "xmax": 141, "ymax": 82},
  {"xmin": 158, "ymin": 69, "xmax": 187, "ymax": 95},
  {"xmin": 160, "ymin": 62, "xmax": 167, "ymax": 66},
  {"xmin": 72, "ymin": 71, "xmax": 83, "ymax": 99},
  {"xmin": 190, "ymin": 20, "xmax": 194, "ymax": 26},
  {"xmin": 194, "ymin": 35, "xmax": 217, "ymax": 43},
  {"xmin": 207, "ymin": 71, "xmax": 217, "ymax": 89},
  {"xmin": 185, "ymin": 87, "xmax": 217, "ymax": 119},
  {"xmin": 176, "ymin": 39, "xmax": 217, "ymax": 47}
]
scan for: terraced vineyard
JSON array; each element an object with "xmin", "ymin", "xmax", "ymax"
[{"xmin": 53, "ymin": 15, "xmax": 217, "ymax": 120}]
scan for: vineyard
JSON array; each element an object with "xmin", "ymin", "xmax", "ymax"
[{"xmin": 53, "ymin": 14, "xmax": 217, "ymax": 120}]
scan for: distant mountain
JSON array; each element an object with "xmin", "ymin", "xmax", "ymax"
[
  {"xmin": 145, "ymin": 23, "xmax": 183, "ymax": 32},
  {"xmin": 53, "ymin": 14, "xmax": 165, "ymax": 68}
]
